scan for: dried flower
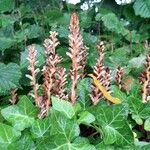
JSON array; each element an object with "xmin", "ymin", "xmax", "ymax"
[
  {"xmin": 26, "ymin": 45, "xmax": 40, "ymax": 106},
  {"xmin": 9, "ymin": 88, "xmax": 17, "ymax": 105},
  {"xmin": 67, "ymin": 12, "xmax": 87, "ymax": 104},
  {"xmin": 115, "ymin": 66, "xmax": 124, "ymax": 90}
]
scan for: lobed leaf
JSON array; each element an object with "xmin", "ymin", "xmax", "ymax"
[
  {"xmin": 91, "ymin": 104, "xmax": 133, "ymax": 146},
  {"xmin": 52, "ymin": 96, "xmax": 75, "ymax": 119},
  {"xmin": 0, "ymin": 123, "xmax": 21, "ymax": 149},
  {"xmin": 0, "ymin": 63, "xmax": 21, "ymax": 95},
  {"xmin": 1, "ymin": 96, "xmax": 37, "ymax": 131}
]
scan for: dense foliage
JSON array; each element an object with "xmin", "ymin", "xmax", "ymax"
[{"xmin": 0, "ymin": 0, "xmax": 150, "ymax": 149}]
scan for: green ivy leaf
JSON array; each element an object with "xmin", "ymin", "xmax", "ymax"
[
  {"xmin": 128, "ymin": 96, "xmax": 150, "ymax": 124},
  {"xmin": 78, "ymin": 111, "xmax": 95, "ymax": 124},
  {"xmin": 91, "ymin": 104, "xmax": 133, "ymax": 146},
  {"xmin": 135, "ymin": 141, "xmax": 150, "ymax": 149},
  {"xmin": 36, "ymin": 136, "xmax": 96, "ymax": 150},
  {"xmin": 132, "ymin": 114, "xmax": 143, "ymax": 125},
  {"xmin": 0, "ymin": 63, "xmax": 21, "ymax": 95},
  {"xmin": 0, "ymin": 0, "xmax": 14, "ymax": 12},
  {"xmin": 133, "ymin": 0, "xmax": 150, "ymax": 18},
  {"xmin": 31, "ymin": 117, "xmax": 51, "ymax": 138},
  {"xmin": 1, "ymin": 96, "xmax": 37, "ymax": 131},
  {"xmin": 77, "ymin": 78, "xmax": 91, "ymax": 109},
  {"xmin": 96, "ymin": 141, "xmax": 135, "ymax": 150},
  {"xmin": 52, "ymin": 96, "xmax": 75, "ymax": 119},
  {"xmin": 17, "ymin": 96, "xmax": 38, "ymax": 118},
  {"xmin": 0, "ymin": 15, "xmax": 18, "ymax": 27},
  {"xmin": 111, "ymin": 85, "xmax": 127, "ymax": 102},
  {"xmin": 144, "ymin": 118, "xmax": 150, "ymax": 131},
  {"xmin": 7, "ymin": 132, "xmax": 35, "ymax": 150},
  {"xmin": 0, "ymin": 123, "xmax": 21, "ymax": 149},
  {"xmin": 50, "ymin": 109, "xmax": 79, "ymax": 140}
]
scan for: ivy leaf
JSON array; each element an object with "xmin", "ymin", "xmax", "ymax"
[
  {"xmin": 96, "ymin": 141, "xmax": 135, "ymax": 150},
  {"xmin": 0, "ymin": 63, "xmax": 21, "ymax": 95},
  {"xmin": 31, "ymin": 117, "xmax": 51, "ymax": 138},
  {"xmin": 77, "ymin": 78, "xmax": 91, "ymax": 109},
  {"xmin": 96, "ymin": 142, "xmax": 115, "ymax": 150},
  {"xmin": 1, "ymin": 96, "xmax": 37, "ymax": 131},
  {"xmin": 135, "ymin": 141, "xmax": 150, "ymax": 149},
  {"xmin": 78, "ymin": 111, "xmax": 95, "ymax": 124},
  {"xmin": 7, "ymin": 132, "xmax": 35, "ymax": 150},
  {"xmin": 1, "ymin": 106, "xmax": 33, "ymax": 131},
  {"xmin": 0, "ymin": 123, "xmax": 21, "ymax": 149},
  {"xmin": 144, "ymin": 118, "xmax": 150, "ymax": 131},
  {"xmin": 0, "ymin": 0, "xmax": 14, "ymax": 12},
  {"xmin": 0, "ymin": 15, "xmax": 18, "ymax": 27},
  {"xmin": 111, "ymin": 85, "xmax": 127, "ymax": 102},
  {"xmin": 133, "ymin": 0, "xmax": 150, "ymax": 18},
  {"xmin": 17, "ymin": 96, "xmax": 38, "ymax": 118},
  {"xmin": 52, "ymin": 96, "xmax": 75, "ymax": 119},
  {"xmin": 50, "ymin": 109, "xmax": 80, "ymax": 140},
  {"xmin": 91, "ymin": 104, "xmax": 133, "ymax": 146},
  {"xmin": 36, "ymin": 136, "xmax": 96, "ymax": 150},
  {"xmin": 128, "ymin": 96, "xmax": 150, "ymax": 125}
]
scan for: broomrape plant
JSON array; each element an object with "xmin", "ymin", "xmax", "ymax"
[{"xmin": 26, "ymin": 12, "xmax": 122, "ymax": 118}]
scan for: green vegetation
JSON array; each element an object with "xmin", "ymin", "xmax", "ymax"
[{"xmin": 0, "ymin": 0, "xmax": 150, "ymax": 149}]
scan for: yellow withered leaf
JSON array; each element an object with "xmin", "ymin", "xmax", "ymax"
[{"xmin": 88, "ymin": 74, "xmax": 121, "ymax": 104}]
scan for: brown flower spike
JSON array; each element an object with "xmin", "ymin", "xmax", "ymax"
[
  {"xmin": 38, "ymin": 31, "xmax": 68, "ymax": 118},
  {"xmin": 67, "ymin": 12, "xmax": 87, "ymax": 104},
  {"xmin": 115, "ymin": 66, "xmax": 124, "ymax": 90},
  {"xmin": 26, "ymin": 45, "xmax": 40, "ymax": 107},
  {"xmin": 140, "ymin": 53, "xmax": 150, "ymax": 102},
  {"xmin": 90, "ymin": 42, "xmax": 111, "ymax": 105},
  {"xmin": 42, "ymin": 31, "xmax": 60, "ymax": 104}
]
